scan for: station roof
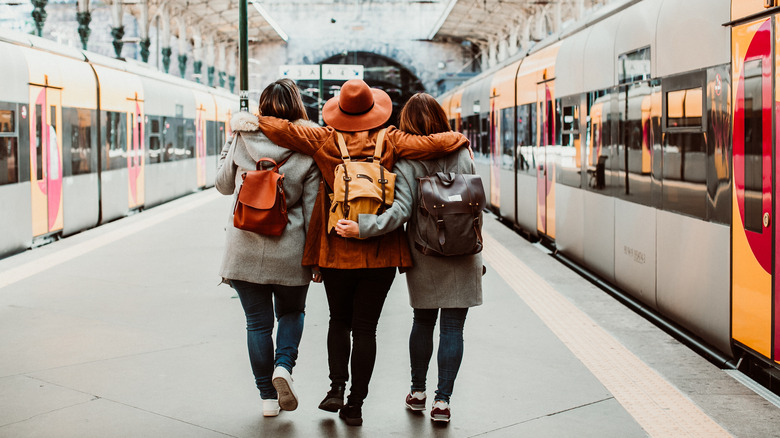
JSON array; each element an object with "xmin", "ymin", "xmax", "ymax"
[{"xmin": 138, "ymin": 0, "xmax": 601, "ymax": 46}]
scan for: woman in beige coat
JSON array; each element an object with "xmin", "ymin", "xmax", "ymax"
[{"xmin": 216, "ymin": 79, "xmax": 320, "ymax": 418}]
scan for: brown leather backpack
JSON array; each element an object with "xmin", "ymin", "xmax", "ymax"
[
  {"xmin": 327, "ymin": 129, "xmax": 396, "ymax": 237},
  {"xmin": 414, "ymin": 171, "xmax": 485, "ymax": 256},
  {"xmin": 233, "ymin": 156, "xmax": 290, "ymax": 236}
]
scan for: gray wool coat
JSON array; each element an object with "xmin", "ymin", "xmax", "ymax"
[
  {"xmin": 358, "ymin": 148, "xmax": 483, "ymax": 309},
  {"xmin": 216, "ymin": 113, "xmax": 321, "ymax": 286}
]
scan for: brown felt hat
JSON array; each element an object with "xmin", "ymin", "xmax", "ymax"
[{"xmin": 322, "ymin": 79, "xmax": 392, "ymax": 132}]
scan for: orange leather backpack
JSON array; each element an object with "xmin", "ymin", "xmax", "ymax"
[{"xmin": 233, "ymin": 156, "xmax": 290, "ymax": 236}]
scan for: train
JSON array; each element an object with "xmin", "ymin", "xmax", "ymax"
[
  {"xmin": 0, "ymin": 30, "xmax": 239, "ymax": 258},
  {"xmin": 437, "ymin": 0, "xmax": 780, "ymax": 389}
]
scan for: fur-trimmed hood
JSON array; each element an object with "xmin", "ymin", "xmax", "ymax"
[{"xmin": 230, "ymin": 111, "xmax": 318, "ymax": 132}]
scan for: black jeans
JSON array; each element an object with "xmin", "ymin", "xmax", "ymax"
[{"xmin": 320, "ymin": 267, "xmax": 396, "ymax": 405}]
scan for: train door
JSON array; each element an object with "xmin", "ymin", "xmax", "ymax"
[
  {"xmin": 536, "ymin": 79, "xmax": 556, "ymax": 238},
  {"xmin": 489, "ymin": 92, "xmax": 500, "ymax": 208},
  {"xmin": 128, "ymin": 95, "xmax": 145, "ymax": 209},
  {"xmin": 29, "ymin": 84, "xmax": 63, "ymax": 237},
  {"xmin": 732, "ymin": 17, "xmax": 773, "ymax": 360}
]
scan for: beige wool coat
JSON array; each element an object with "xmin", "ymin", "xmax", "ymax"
[
  {"xmin": 358, "ymin": 148, "xmax": 483, "ymax": 309},
  {"xmin": 216, "ymin": 113, "xmax": 320, "ymax": 286}
]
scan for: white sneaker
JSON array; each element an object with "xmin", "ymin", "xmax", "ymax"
[
  {"xmin": 272, "ymin": 367, "xmax": 299, "ymax": 411},
  {"xmin": 262, "ymin": 399, "xmax": 280, "ymax": 417}
]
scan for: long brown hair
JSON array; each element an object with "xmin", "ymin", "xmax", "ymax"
[
  {"xmin": 398, "ymin": 93, "xmax": 451, "ymax": 135},
  {"xmin": 258, "ymin": 78, "xmax": 308, "ymax": 121}
]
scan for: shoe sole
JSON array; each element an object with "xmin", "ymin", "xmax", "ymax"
[
  {"xmin": 318, "ymin": 397, "xmax": 344, "ymax": 412},
  {"xmin": 262, "ymin": 410, "xmax": 280, "ymax": 417},
  {"xmin": 339, "ymin": 411, "xmax": 363, "ymax": 426},
  {"xmin": 405, "ymin": 402, "xmax": 426, "ymax": 411},
  {"xmin": 272, "ymin": 376, "xmax": 298, "ymax": 411},
  {"xmin": 431, "ymin": 415, "xmax": 450, "ymax": 423}
]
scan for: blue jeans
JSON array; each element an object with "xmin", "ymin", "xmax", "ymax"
[
  {"xmin": 230, "ymin": 280, "xmax": 308, "ymax": 400},
  {"xmin": 409, "ymin": 308, "xmax": 468, "ymax": 403}
]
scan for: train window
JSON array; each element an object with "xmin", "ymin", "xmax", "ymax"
[
  {"xmin": 662, "ymin": 132, "xmax": 707, "ymax": 219},
  {"xmin": 67, "ymin": 108, "xmax": 93, "ymax": 176},
  {"xmin": 500, "ymin": 107, "xmax": 514, "ymax": 170},
  {"xmin": 706, "ymin": 65, "xmax": 731, "ymax": 225},
  {"xmin": 618, "ymin": 82, "xmax": 655, "ymax": 205},
  {"xmin": 517, "ymin": 104, "xmax": 536, "ymax": 173},
  {"xmin": 667, "ymin": 88, "xmax": 702, "ymax": 128},
  {"xmin": 35, "ymin": 104, "xmax": 43, "ymax": 180},
  {"xmin": 176, "ymin": 124, "xmax": 185, "ymax": 160},
  {"xmin": 558, "ymin": 101, "xmax": 581, "ymax": 188},
  {"xmin": 618, "ymin": 47, "xmax": 651, "ymax": 84},
  {"xmin": 0, "ymin": 110, "xmax": 14, "ymax": 133},
  {"xmin": 206, "ymin": 121, "xmax": 217, "ymax": 156},
  {"xmin": 147, "ymin": 118, "xmax": 161, "ymax": 164},
  {"xmin": 102, "ymin": 111, "xmax": 127, "ymax": 170},
  {"xmin": 0, "ymin": 109, "xmax": 18, "ymax": 185},
  {"xmin": 185, "ymin": 120, "xmax": 195, "ymax": 159},
  {"xmin": 743, "ymin": 59, "xmax": 763, "ymax": 232}
]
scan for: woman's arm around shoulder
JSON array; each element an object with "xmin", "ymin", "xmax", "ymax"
[
  {"xmin": 389, "ymin": 126, "xmax": 470, "ymax": 161},
  {"xmin": 257, "ymin": 115, "xmax": 332, "ymax": 156},
  {"xmin": 336, "ymin": 160, "xmax": 415, "ymax": 239}
]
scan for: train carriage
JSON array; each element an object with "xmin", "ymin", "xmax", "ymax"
[
  {"xmin": 0, "ymin": 29, "xmax": 239, "ymax": 259},
  {"xmin": 439, "ymin": 0, "xmax": 780, "ymax": 382}
]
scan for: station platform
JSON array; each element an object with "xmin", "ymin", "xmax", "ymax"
[{"xmin": 1, "ymin": 189, "xmax": 779, "ymax": 438}]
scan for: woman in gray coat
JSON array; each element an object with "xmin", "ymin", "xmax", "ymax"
[
  {"xmin": 335, "ymin": 93, "xmax": 482, "ymax": 424},
  {"xmin": 216, "ymin": 79, "xmax": 320, "ymax": 418}
]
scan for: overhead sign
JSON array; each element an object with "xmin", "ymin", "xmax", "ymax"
[{"xmin": 279, "ymin": 64, "xmax": 364, "ymax": 81}]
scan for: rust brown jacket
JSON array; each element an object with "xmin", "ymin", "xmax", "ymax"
[{"xmin": 257, "ymin": 115, "xmax": 470, "ymax": 270}]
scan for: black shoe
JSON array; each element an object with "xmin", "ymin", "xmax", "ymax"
[
  {"xmin": 339, "ymin": 404, "xmax": 363, "ymax": 426},
  {"xmin": 318, "ymin": 385, "xmax": 345, "ymax": 412}
]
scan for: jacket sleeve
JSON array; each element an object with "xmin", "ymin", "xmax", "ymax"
[
  {"xmin": 301, "ymin": 159, "xmax": 321, "ymax": 238},
  {"xmin": 357, "ymin": 160, "xmax": 414, "ymax": 238},
  {"xmin": 257, "ymin": 116, "xmax": 332, "ymax": 156},
  {"xmin": 391, "ymin": 127, "xmax": 470, "ymax": 160},
  {"xmin": 215, "ymin": 135, "xmax": 238, "ymax": 195}
]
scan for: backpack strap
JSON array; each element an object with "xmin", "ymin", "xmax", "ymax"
[
  {"xmin": 335, "ymin": 131, "xmax": 352, "ymax": 217},
  {"xmin": 335, "ymin": 132, "xmax": 351, "ymax": 163},
  {"xmin": 375, "ymin": 129, "xmax": 388, "ymax": 211},
  {"xmin": 373, "ymin": 128, "xmax": 387, "ymax": 161}
]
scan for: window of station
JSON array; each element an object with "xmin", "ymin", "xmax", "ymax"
[
  {"xmin": 618, "ymin": 47, "xmax": 651, "ymax": 85},
  {"xmin": 0, "ymin": 109, "xmax": 18, "ymax": 185}
]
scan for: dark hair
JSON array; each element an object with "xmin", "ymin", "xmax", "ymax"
[
  {"xmin": 258, "ymin": 78, "xmax": 308, "ymax": 121},
  {"xmin": 398, "ymin": 93, "xmax": 450, "ymax": 135}
]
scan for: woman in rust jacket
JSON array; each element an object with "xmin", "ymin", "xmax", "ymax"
[{"xmin": 254, "ymin": 79, "xmax": 469, "ymax": 426}]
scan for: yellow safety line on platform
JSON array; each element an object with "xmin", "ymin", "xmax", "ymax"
[
  {"xmin": 0, "ymin": 190, "xmax": 221, "ymax": 291},
  {"xmin": 482, "ymin": 233, "xmax": 732, "ymax": 438}
]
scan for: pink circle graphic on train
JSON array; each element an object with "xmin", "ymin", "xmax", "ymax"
[{"xmin": 734, "ymin": 19, "xmax": 771, "ymax": 273}]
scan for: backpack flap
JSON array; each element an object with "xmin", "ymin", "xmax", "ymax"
[
  {"xmin": 238, "ymin": 171, "xmax": 284, "ymax": 210},
  {"xmin": 416, "ymin": 172, "xmax": 486, "ymax": 256}
]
